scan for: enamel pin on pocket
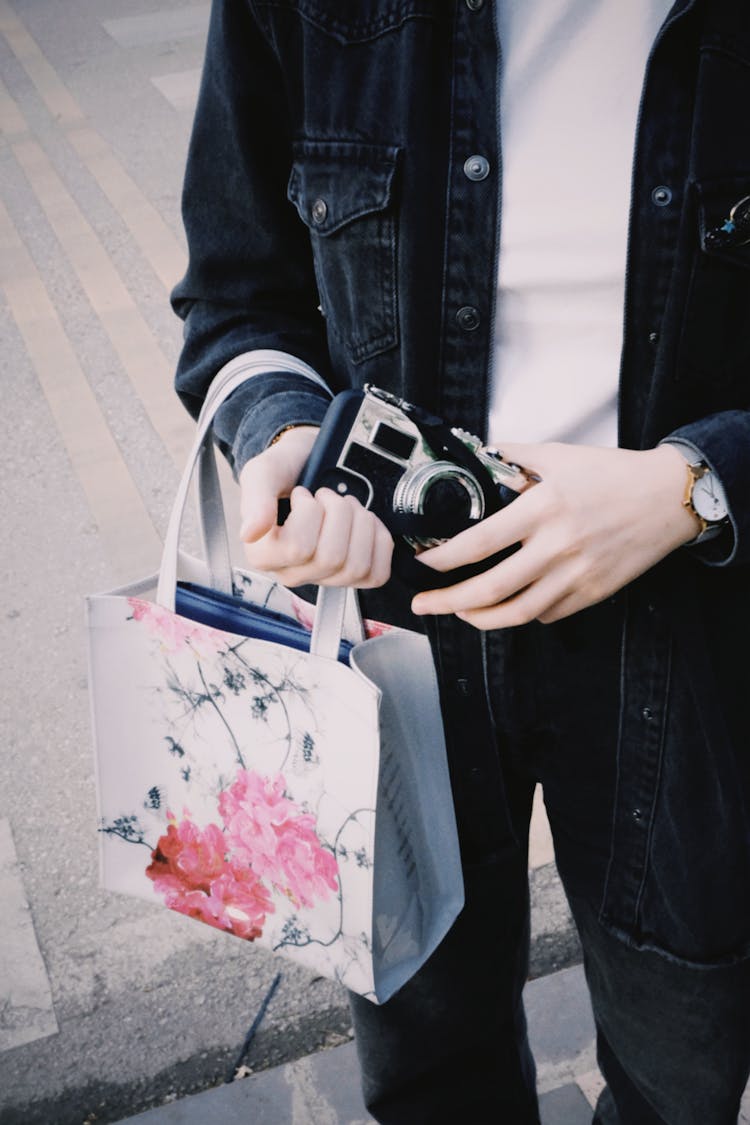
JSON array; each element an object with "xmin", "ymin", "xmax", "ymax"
[{"xmin": 705, "ymin": 194, "xmax": 750, "ymax": 250}]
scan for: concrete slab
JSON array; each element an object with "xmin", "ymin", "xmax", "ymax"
[
  {"xmin": 102, "ymin": 7, "xmax": 209, "ymax": 50},
  {"xmin": 526, "ymin": 965, "xmax": 597, "ymax": 1096},
  {"xmin": 0, "ymin": 818, "xmax": 58, "ymax": 1052},
  {"xmin": 150, "ymin": 69, "xmax": 201, "ymax": 114},
  {"xmin": 539, "ymin": 1083, "xmax": 593, "ymax": 1125},
  {"xmin": 101, "ymin": 958, "xmax": 750, "ymax": 1125},
  {"xmin": 113, "ymin": 966, "xmax": 597, "ymax": 1125},
  {"xmin": 529, "ymin": 783, "xmax": 555, "ymax": 870},
  {"xmin": 118, "ymin": 1043, "xmax": 373, "ymax": 1125},
  {"xmin": 529, "ymin": 862, "xmax": 582, "ymax": 978}
]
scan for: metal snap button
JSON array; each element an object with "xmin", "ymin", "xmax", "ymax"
[
  {"xmin": 651, "ymin": 185, "xmax": 672, "ymax": 207},
  {"xmin": 466, "ymin": 0, "xmax": 485, "ymax": 10},
  {"xmin": 464, "ymin": 155, "xmax": 490, "ymax": 182},
  {"xmin": 311, "ymin": 198, "xmax": 328, "ymax": 224},
  {"xmin": 456, "ymin": 305, "xmax": 480, "ymax": 331}
]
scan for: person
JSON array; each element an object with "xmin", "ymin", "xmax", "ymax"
[{"xmin": 171, "ymin": 1, "xmax": 750, "ymax": 1121}]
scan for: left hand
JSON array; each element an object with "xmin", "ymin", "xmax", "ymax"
[{"xmin": 411, "ymin": 441, "xmax": 701, "ymax": 628}]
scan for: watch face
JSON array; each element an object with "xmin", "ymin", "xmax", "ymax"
[{"xmin": 693, "ymin": 471, "xmax": 729, "ymax": 522}]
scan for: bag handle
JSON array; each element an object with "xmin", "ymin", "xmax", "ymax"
[
  {"xmin": 157, "ymin": 353, "xmax": 364, "ymax": 659},
  {"xmin": 194, "ymin": 352, "xmax": 332, "ymax": 593}
]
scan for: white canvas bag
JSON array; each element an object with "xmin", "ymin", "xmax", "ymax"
[{"xmin": 85, "ymin": 360, "xmax": 464, "ymax": 1003}]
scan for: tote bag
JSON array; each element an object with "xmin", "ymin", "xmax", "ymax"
[{"xmin": 85, "ymin": 360, "xmax": 464, "ymax": 1004}]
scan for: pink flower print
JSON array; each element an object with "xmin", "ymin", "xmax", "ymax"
[
  {"xmin": 128, "ymin": 598, "xmax": 224, "ymax": 654},
  {"xmin": 201, "ymin": 868, "xmax": 274, "ymax": 940},
  {"xmin": 362, "ymin": 617, "xmax": 394, "ymax": 639},
  {"xmin": 290, "ymin": 592, "xmax": 393, "ymax": 640},
  {"xmin": 146, "ymin": 815, "xmax": 273, "ymax": 940},
  {"xmin": 153, "ymin": 867, "xmax": 272, "ymax": 941},
  {"xmin": 218, "ymin": 770, "xmax": 339, "ymax": 909},
  {"xmin": 290, "ymin": 594, "xmax": 315, "ymax": 633},
  {"xmin": 146, "ymin": 816, "xmax": 227, "ymax": 896}
]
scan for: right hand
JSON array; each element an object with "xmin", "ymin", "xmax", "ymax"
[{"xmin": 238, "ymin": 425, "xmax": 394, "ymax": 588}]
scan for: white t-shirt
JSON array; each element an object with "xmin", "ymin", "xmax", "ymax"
[{"xmin": 487, "ymin": 1, "xmax": 674, "ymax": 448}]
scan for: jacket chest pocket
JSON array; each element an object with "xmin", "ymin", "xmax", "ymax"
[
  {"xmin": 254, "ymin": 1, "xmax": 434, "ymax": 44},
  {"xmin": 288, "ymin": 141, "xmax": 401, "ymax": 364},
  {"xmin": 678, "ymin": 177, "xmax": 750, "ymax": 395}
]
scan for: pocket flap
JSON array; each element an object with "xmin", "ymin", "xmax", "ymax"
[
  {"xmin": 288, "ymin": 141, "xmax": 400, "ymax": 235},
  {"xmin": 697, "ymin": 176, "xmax": 750, "ymax": 269}
]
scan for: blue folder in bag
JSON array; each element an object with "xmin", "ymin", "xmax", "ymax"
[{"xmin": 175, "ymin": 581, "xmax": 354, "ymax": 664}]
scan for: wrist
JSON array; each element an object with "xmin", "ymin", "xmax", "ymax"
[
  {"xmin": 649, "ymin": 444, "xmax": 705, "ymax": 547},
  {"xmin": 659, "ymin": 440, "xmax": 730, "ymax": 546},
  {"xmin": 268, "ymin": 423, "xmax": 320, "ymax": 448}
]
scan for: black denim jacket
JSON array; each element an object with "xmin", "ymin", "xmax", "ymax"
[{"xmin": 172, "ymin": 0, "xmax": 750, "ymax": 966}]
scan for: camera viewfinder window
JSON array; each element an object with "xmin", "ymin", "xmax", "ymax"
[{"xmin": 372, "ymin": 423, "xmax": 417, "ymax": 462}]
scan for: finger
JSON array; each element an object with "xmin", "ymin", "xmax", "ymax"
[
  {"xmin": 495, "ymin": 441, "xmax": 551, "ymax": 478},
  {"xmin": 243, "ymin": 486, "xmax": 322, "ymax": 571},
  {"xmin": 412, "ymin": 535, "xmax": 548, "ymax": 616},
  {"xmin": 311, "ymin": 488, "xmax": 357, "ymax": 578},
  {"xmin": 239, "ymin": 459, "xmax": 298, "ymax": 543},
  {"xmin": 239, "ymin": 488, "xmax": 284, "ymax": 544},
  {"xmin": 317, "ymin": 496, "xmax": 376, "ymax": 586},
  {"xmin": 492, "ymin": 457, "xmax": 540, "ymax": 493},
  {"xmin": 361, "ymin": 519, "xmax": 395, "ymax": 588},
  {"xmin": 239, "ymin": 429, "xmax": 318, "ymax": 540},
  {"xmin": 456, "ymin": 568, "xmax": 574, "ymax": 631},
  {"xmin": 349, "ymin": 504, "xmax": 395, "ymax": 588},
  {"xmin": 415, "ymin": 485, "xmax": 544, "ymax": 574},
  {"xmin": 272, "ymin": 488, "xmax": 355, "ymax": 586}
]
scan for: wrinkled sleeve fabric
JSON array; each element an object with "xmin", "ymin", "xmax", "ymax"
[
  {"xmin": 170, "ymin": 0, "xmax": 334, "ymax": 476},
  {"xmin": 660, "ymin": 410, "xmax": 750, "ymax": 567}
]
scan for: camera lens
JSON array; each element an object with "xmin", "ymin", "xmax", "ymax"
[
  {"xmin": 421, "ymin": 477, "xmax": 474, "ymax": 522},
  {"xmin": 394, "ymin": 462, "xmax": 484, "ymax": 543}
]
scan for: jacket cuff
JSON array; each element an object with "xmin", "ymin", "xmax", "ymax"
[
  {"xmin": 213, "ymin": 370, "xmax": 330, "ymax": 478},
  {"xmin": 660, "ymin": 410, "xmax": 750, "ymax": 566}
]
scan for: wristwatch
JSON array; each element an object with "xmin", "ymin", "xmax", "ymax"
[{"xmin": 663, "ymin": 441, "xmax": 730, "ymax": 545}]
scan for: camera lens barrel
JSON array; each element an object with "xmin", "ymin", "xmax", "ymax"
[{"xmin": 393, "ymin": 461, "xmax": 485, "ymax": 546}]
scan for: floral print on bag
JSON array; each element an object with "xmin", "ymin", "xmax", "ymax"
[
  {"xmin": 99, "ymin": 595, "xmax": 368, "ymax": 962},
  {"xmin": 145, "ymin": 769, "xmax": 338, "ymax": 941}
]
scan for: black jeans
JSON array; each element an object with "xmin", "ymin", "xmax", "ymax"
[{"xmin": 349, "ymin": 600, "xmax": 750, "ymax": 1124}]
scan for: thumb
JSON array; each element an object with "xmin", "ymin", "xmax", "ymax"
[
  {"xmin": 238, "ymin": 429, "xmax": 317, "ymax": 542},
  {"xmin": 239, "ymin": 493, "xmax": 281, "ymax": 544},
  {"xmin": 238, "ymin": 451, "xmax": 297, "ymax": 543},
  {"xmin": 494, "ymin": 441, "xmax": 546, "ymax": 480}
]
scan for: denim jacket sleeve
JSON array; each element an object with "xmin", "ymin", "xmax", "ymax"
[
  {"xmin": 170, "ymin": 0, "xmax": 333, "ymax": 476},
  {"xmin": 661, "ymin": 410, "xmax": 750, "ymax": 567}
]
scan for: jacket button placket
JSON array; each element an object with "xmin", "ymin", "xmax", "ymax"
[
  {"xmin": 437, "ymin": 4, "xmax": 499, "ymax": 438},
  {"xmin": 601, "ymin": 593, "xmax": 672, "ymax": 931}
]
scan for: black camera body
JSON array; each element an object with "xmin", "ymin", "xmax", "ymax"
[{"xmin": 298, "ymin": 385, "xmax": 525, "ymax": 588}]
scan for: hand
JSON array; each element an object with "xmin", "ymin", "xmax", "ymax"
[
  {"xmin": 411, "ymin": 442, "xmax": 700, "ymax": 628},
  {"xmin": 239, "ymin": 426, "xmax": 394, "ymax": 588}
]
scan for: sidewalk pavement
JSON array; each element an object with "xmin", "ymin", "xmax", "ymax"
[
  {"xmin": 116, "ymin": 965, "xmax": 605, "ymax": 1125},
  {"xmin": 113, "ymin": 965, "xmax": 750, "ymax": 1125}
]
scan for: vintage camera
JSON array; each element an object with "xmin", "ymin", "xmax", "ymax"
[{"xmin": 298, "ymin": 385, "xmax": 527, "ymax": 552}]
